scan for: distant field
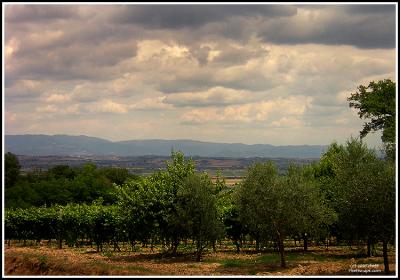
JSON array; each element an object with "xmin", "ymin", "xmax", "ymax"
[
  {"xmin": 16, "ymin": 155, "xmax": 318, "ymax": 176},
  {"xmin": 211, "ymin": 177, "xmax": 243, "ymax": 186},
  {"xmin": 4, "ymin": 243, "xmax": 396, "ymax": 276}
]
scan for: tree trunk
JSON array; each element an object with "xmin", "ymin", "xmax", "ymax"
[
  {"xmin": 172, "ymin": 239, "xmax": 179, "ymax": 255},
  {"xmin": 278, "ymin": 234, "xmax": 286, "ymax": 268},
  {"xmin": 367, "ymin": 238, "xmax": 371, "ymax": 257},
  {"xmin": 196, "ymin": 251, "xmax": 202, "ymax": 262},
  {"xmin": 255, "ymin": 238, "xmax": 260, "ymax": 252},
  {"xmin": 235, "ymin": 240, "xmax": 240, "ymax": 253},
  {"xmin": 303, "ymin": 234, "xmax": 308, "ymax": 252},
  {"xmin": 130, "ymin": 240, "xmax": 136, "ymax": 251},
  {"xmin": 196, "ymin": 240, "xmax": 202, "ymax": 262},
  {"xmin": 58, "ymin": 238, "xmax": 62, "ymax": 249},
  {"xmin": 383, "ymin": 240, "xmax": 390, "ymax": 275},
  {"xmin": 114, "ymin": 241, "xmax": 121, "ymax": 252},
  {"xmin": 150, "ymin": 239, "xmax": 154, "ymax": 253}
]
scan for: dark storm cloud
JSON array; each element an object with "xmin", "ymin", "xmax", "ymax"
[
  {"xmin": 258, "ymin": 4, "xmax": 396, "ymax": 49},
  {"xmin": 111, "ymin": 5, "xmax": 297, "ymax": 28},
  {"xmin": 107, "ymin": 4, "xmax": 396, "ymax": 49},
  {"xmin": 5, "ymin": 5, "xmax": 79, "ymax": 23},
  {"xmin": 343, "ymin": 4, "xmax": 396, "ymax": 14}
]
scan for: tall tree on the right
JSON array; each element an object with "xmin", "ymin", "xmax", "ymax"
[
  {"xmin": 347, "ymin": 79, "xmax": 396, "ymax": 161},
  {"xmin": 329, "ymin": 139, "xmax": 395, "ymax": 275}
]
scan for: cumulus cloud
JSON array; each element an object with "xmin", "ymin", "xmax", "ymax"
[
  {"xmin": 4, "ymin": 4, "xmax": 396, "ymax": 146},
  {"xmin": 181, "ymin": 95, "xmax": 312, "ymax": 125},
  {"xmin": 45, "ymin": 93, "xmax": 71, "ymax": 103},
  {"xmin": 86, "ymin": 99, "xmax": 129, "ymax": 114},
  {"xmin": 164, "ymin": 87, "xmax": 253, "ymax": 107},
  {"xmin": 130, "ymin": 97, "xmax": 173, "ymax": 110}
]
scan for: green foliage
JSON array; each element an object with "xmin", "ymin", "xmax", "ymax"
[
  {"xmin": 328, "ymin": 138, "xmax": 395, "ymax": 244},
  {"xmin": 285, "ymin": 164, "xmax": 337, "ymax": 243},
  {"xmin": 5, "ymin": 152, "xmax": 21, "ymax": 188},
  {"xmin": 214, "ymin": 169, "xmax": 226, "ymax": 194},
  {"xmin": 162, "ymin": 151, "xmax": 196, "ymax": 251},
  {"xmin": 236, "ymin": 161, "xmax": 336, "ymax": 267},
  {"xmin": 176, "ymin": 173, "xmax": 224, "ymax": 260},
  {"xmin": 5, "ymin": 203, "xmax": 121, "ymax": 251},
  {"xmin": 348, "ymin": 79, "xmax": 396, "ymax": 160},
  {"xmin": 99, "ymin": 167, "xmax": 132, "ymax": 185},
  {"xmin": 165, "ymin": 150, "xmax": 196, "ymax": 193},
  {"xmin": 4, "ymin": 148, "xmax": 395, "ymax": 270},
  {"xmin": 48, "ymin": 165, "xmax": 77, "ymax": 180},
  {"xmin": 115, "ymin": 175, "xmax": 171, "ymax": 245},
  {"xmin": 4, "ymin": 163, "xmax": 133, "ymax": 208}
]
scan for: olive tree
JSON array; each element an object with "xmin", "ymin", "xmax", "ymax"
[
  {"xmin": 237, "ymin": 161, "xmax": 336, "ymax": 268},
  {"xmin": 331, "ymin": 138, "xmax": 395, "ymax": 274},
  {"xmin": 176, "ymin": 173, "xmax": 224, "ymax": 261}
]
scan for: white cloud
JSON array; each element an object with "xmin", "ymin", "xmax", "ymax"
[
  {"xmin": 87, "ymin": 99, "xmax": 128, "ymax": 114},
  {"xmin": 36, "ymin": 104, "xmax": 59, "ymax": 113},
  {"xmin": 181, "ymin": 95, "xmax": 312, "ymax": 125},
  {"xmin": 45, "ymin": 93, "xmax": 71, "ymax": 103},
  {"xmin": 130, "ymin": 96, "xmax": 173, "ymax": 110},
  {"xmin": 164, "ymin": 86, "xmax": 252, "ymax": 107}
]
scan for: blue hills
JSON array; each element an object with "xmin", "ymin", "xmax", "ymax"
[{"xmin": 5, "ymin": 134, "xmax": 328, "ymax": 158}]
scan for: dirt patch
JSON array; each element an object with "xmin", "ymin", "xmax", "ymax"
[{"xmin": 4, "ymin": 246, "xmax": 396, "ymax": 276}]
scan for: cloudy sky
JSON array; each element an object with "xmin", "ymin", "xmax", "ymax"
[{"xmin": 3, "ymin": 4, "xmax": 397, "ymax": 147}]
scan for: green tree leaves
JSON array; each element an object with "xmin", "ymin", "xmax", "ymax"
[
  {"xmin": 236, "ymin": 161, "xmax": 336, "ymax": 268},
  {"xmin": 5, "ymin": 152, "xmax": 21, "ymax": 188},
  {"xmin": 176, "ymin": 173, "xmax": 224, "ymax": 261},
  {"xmin": 348, "ymin": 79, "xmax": 396, "ymax": 161}
]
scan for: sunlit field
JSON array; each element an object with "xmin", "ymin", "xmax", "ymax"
[{"xmin": 4, "ymin": 240, "xmax": 396, "ymax": 276}]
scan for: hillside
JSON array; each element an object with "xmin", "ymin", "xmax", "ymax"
[{"xmin": 5, "ymin": 134, "xmax": 328, "ymax": 158}]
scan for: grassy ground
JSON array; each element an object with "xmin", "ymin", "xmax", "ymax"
[{"xmin": 4, "ymin": 243, "xmax": 396, "ymax": 276}]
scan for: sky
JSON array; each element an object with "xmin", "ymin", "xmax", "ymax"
[{"xmin": 3, "ymin": 3, "xmax": 397, "ymax": 147}]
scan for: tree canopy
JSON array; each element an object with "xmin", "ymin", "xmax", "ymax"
[
  {"xmin": 5, "ymin": 152, "xmax": 21, "ymax": 188},
  {"xmin": 347, "ymin": 79, "xmax": 396, "ymax": 160}
]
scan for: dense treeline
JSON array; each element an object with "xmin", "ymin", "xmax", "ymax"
[
  {"xmin": 5, "ymin": 155, "xmax": 138, "ymax": 208},
  {"xmin": 4, "ymin": 140, "xmax": 396, "ymax": 272}
]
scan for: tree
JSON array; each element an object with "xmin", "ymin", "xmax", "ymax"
[
  {"xmin": 285, "ymin": 164, "xmax": 337, "ymax": 252},
  {"xmin": 237, "ymin": 161, "xmax": 336, "ymax": 268},
  {"xmin": 235, "ymin": 162, "xmax": 278, "ymax": 253},
  {"xmin": 330, "ymin": 138, "xmax": 395, "ymax": 274},
  {"xmin": 347, "ymin": 79, "xmax": 396, "ymax": 161},
  {"xmin": 48, "ymin": 165, "xmax": 77, "ymax": 180},
  {"xmin": 99, "ymin": 167, "xmax": 132, "ymax": 185},
  {"xmin": 176, "ymin": 173, "xmax": 223, "ymax": 261},
  {"xmin": 5, "ymin": 152, "xmax": 21, "ymax": 188},
  {"xmin": 115, "ymin": 175, "xmax": 170, "ymax": 251},
  {"xmin": 163, "ymin": 151, "xmax": 196, "ymax": 254}
]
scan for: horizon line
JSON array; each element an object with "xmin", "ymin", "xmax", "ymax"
[{"xmin": 5, "ymin": 133, "xmax": 366, "ymax": 148}]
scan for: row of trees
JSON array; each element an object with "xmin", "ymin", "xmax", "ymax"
[
  {"xmin": 4, "ymin": 155, "xmax": 137, "ymax": 208},
  {"xmin": 5, "ymin": 140, "xmax": 395, "ymax": 272}
]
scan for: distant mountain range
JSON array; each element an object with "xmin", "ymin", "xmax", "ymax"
[{"xmin": 5, "ymin": 134, "xmax": 328, "ymax": 158}]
